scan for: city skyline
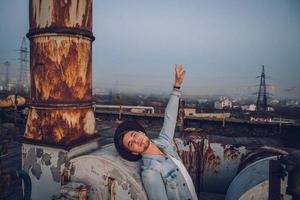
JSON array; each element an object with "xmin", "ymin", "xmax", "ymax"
[{"xmin": 0, "ymin": 0, "xmax": 299, "ymax": 98}]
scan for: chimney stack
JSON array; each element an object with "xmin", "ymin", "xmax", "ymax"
[{"xmin": 25, "ymin": 0, "xmax": 95, "ymax": 144}]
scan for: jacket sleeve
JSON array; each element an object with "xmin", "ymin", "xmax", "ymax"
[
  {"xmin": 141, "ymin": 169, "xmax": 168, "ymax": 200},
  {"xmin": 158, "ymin": 88, "xmax": 181, "ymax": 143}
]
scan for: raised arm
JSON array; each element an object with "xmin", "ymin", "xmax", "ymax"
[{"xmin": 158, "ymin": 65, "xmax": 186, "ymax": 142}]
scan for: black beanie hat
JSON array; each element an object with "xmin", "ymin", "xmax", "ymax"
[{"xmin": 114, "ymin": 121, "xmax": 146, "ymax": 161}]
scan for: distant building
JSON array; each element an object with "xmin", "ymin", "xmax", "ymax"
[
  {"xmin": 241, "ymin": 104, "xmax": 256, "ymax": 111},
  {"xmin": 94, "ymin": 88, "xmax": 109, "ymax": 95},
  {"xmin": 269, "ymin": 99, "xmax": 280, "ymax": 106},
  {"xmin": 214, "ymin": 99, "xmax": 233, "ymax": 109},
  {"xmin": 241, "ymin": 105, "xmax": 248, "ymax": 111},
  {"xmin": 184, "ymin": 108, "xmax": 230, "ymax": 118},
  {"xmin": 95, "ymin": 105, "xmax": 155, "ymax": 114},
  {"xmin": 249, "ymin": 104, "xmax": 256, "ymax": 111},
  {"xmin": 197, "ymin": 98, "xmax": 208, "ymax": 104},
  {"xmin": 286, "ymin": 100, "xmax": 299, "ymax": 107},
  {"xmin": 184, "ymin": 108, "xmax": 197, "ymax": 116}
]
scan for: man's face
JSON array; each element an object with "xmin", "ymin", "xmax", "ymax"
[{"xmin": 122, "ymin": 130, "xmax": 150, "ymax": 155}]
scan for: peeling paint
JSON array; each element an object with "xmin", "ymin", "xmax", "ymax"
[
  {"xmin": 69, "ymin": 145, "xmax": 147, "ymax": 200},
  {"xmin": 42, "ymin": 153, "xmax": 52, "ymax": 166},
  {"xmin": 204, "ymin": 144, "xmax": 221, "ymax": 173},
  {"xmin": 30, "ymin": 35, "xmax": 92, "ymax": 103},
  {"xmin": 36, "ymin": 148, "xmax": 44, "ymax": 158},
  {"xmin": 31, "ymin": 163, "xmax": 42, "ymax": 180},
  {"xmin": 30, "ymin": 0, "xmax": 92, "ymax": 30},
  {"xmin": 174, "ymin": 136, "xmax": 203, "ymax": 193},
  {"xmin": 224, "ymin": 146, "xmax": 240, "ymax": 160},
  {"xmin": 70, "ymin": 164, "xmax": 75, "ymax": 176},
  {"xmin": 25, "ymin": 107, "xmax": 95, "ymax": 144},
  {"xmin": 109, "ymin": 169, "xmax": 122, "ymax": 179},
  {"xmin": 23, "ymin": 148, "xmax": 37, "ymax": 172},
  {"xmin": 26, "ymin": 0, "xmax": 95, "ymax": 144},
  {"xmin": 83, "ymin": 110, "xmax": 96, "ymax": 135},
  {"xmin": 51, "ymin": 151, "xmax": 67, "ymax": 182}
]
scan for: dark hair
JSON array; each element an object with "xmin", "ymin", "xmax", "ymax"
[{"xmin": 114, "ymin": 121, "xmax": 146, "ymax": 161}]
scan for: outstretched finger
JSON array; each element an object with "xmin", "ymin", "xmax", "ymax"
[
  {"xmin": 175, "ymin": 64, "xmax": 183, "ymax": 71},
  {"xmin": 180, "ymin": 70, "xmax": 186, "ymax": 79},
  {"xmin": 182, "ymin": 70, "xmax": 186, "ymax": 77}
]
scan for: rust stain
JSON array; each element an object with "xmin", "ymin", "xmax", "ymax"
[
  {"xmin": 108, "ymin": 177, "xmax": 117, "ymax": 200},
  {"xmin": 0, "ymin": 95, "xmax": 26, "ymax": 108},
  {"xmin": 224, "ymin": 146, "xmax": 240, "ymax": 160},
  {"xmin": 31, "ymin": 35, "xmax": 92, "ymax": 103},
  {"xmin": 25, "ymin": 108, "xmax": 95, "ymax": 144},
  {"xmin": 179, "ymin": 141, "xmax": 202, "ymax": 172},
  {"xmin": 30, "ymin": 0, "xmax": 92, "ymax": 30},
  {"xmin": 26, "ymin": 0, "xmax": 95, "ymax": 144},
  {"xmin": 203, "ymin": 144, "xmax": 221, "ymax": 174},
  {"xmin": 175, "ymin": 136, "xmax": 203, "ymax": 193}
]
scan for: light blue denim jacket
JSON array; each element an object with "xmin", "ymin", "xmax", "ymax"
[{"xmin": 141, "ymin": 89, "xmax": 197, "ymax": 200}]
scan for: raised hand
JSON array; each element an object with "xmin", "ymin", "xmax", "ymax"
[{"xmin": 175, "ymin": 64, "xmax": 186, "ymax": 87}]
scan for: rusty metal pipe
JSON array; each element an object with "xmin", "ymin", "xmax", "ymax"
[
  {"xmin": 25, "ymin": 0, "xmax": 95, "ymax": 144},
  {"xmin": 0, "ymin": 95, "xmax": 26, "ymax": 108}
]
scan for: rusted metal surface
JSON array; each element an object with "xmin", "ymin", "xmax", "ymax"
[
  {"xmin": 201, "ymin": 140, "xmax": 247, "ymax": 193},
  {"xmin": 174, "ymin": 135, "xmax": 203, "ymax": 193},
  {"xmin": 25, "ymin": 0, "xmax": 95, "ymax": 144},
  {"xmin": 58, "ymin": 182, "xmax": 90, "ymax": 200},
  {"xmin": 29, "ymin": 35, "xmax": 92, "ymax": 103},
  {"xmin": 173, "ymin": 133, "xmax": 295, "ymax": 194},
  {"xmin": 38, "ymin": 127, "xmax": 296, "ymax": 199},
  {"xmin": 0, "ymin": 95, "xmax": 26, "ymax": 108},
  {"xmin": 69, "ymin": 144, "xmax": 147, "ymax": 200},
  {"xmin": 29, "ymin": 0, "xmax": 92, "ymax": 31},
  {"xmin": 25, "ymin": 106, "xmax": 95, "ymax": 143},
  {"xmin": 200, "ymin": 136, "xmax": 293, "ymax": 193},
  {"xmin": 177, "ymin": 99, "xmax": 185, "ymax": 131}
]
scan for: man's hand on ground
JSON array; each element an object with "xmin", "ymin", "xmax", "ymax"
[{"xmin": 175, "ymin": 64, "xmax": 186, "ymax": 87}]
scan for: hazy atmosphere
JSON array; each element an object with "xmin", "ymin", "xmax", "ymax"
[{"xmin": 0, "ymin": 0, "xmax": 299, "ymax": 97}]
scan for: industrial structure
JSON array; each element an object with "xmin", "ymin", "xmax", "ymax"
[
  {"xmin": 16, "ymin": 37, "xmax": 29, "ymax": 95},
  {"xmin": 3, "ymin": 61, "xmax": 10, "ymax": 92},
  {"xmin": 255, "ymin": 65, "xmax": 268, "ymax": 118},
  {"xmin": 24, "ymin": 0, "xmax": 96, "ymax": 144},
  {"xmin": 0, "ymin": 1, "xmax": 299, "ymax": 200}
]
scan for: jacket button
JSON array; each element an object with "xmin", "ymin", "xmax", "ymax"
[
  {"xmin": 183, "ymin": 183, "xmax": 186, "ymax": 186},
  {"xmin": 165, "ymin": 157, "xmax": 168, "ymax": 160},
  {"xmin": 176, "ymin": 168, "xmax": 179, "ymax": 171}
]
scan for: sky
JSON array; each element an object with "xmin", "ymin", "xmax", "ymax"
[{"xmin": 0, "ymin": 0, "xmax": 299, "ymax": 98}]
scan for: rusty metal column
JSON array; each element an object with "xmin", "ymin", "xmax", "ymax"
[{"xmin": 25, "ymin": 0, "xmax": 95, "ymax": 144}]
